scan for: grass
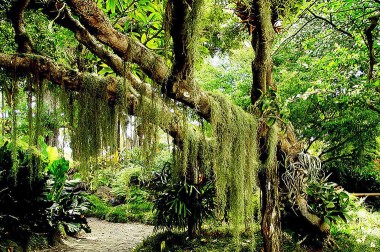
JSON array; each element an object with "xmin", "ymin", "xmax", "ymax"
[
  {"xmin": 330, "ymin": 205, "xmax": 380, "ymax": 252},
  {"xmin": 132, "ymin": 229, "xmax": 260, "ymax": 252},
  {"xmin": 86, "ymin": 186, "xmax": 154, "ymax": 224},
  {"xmin": 133, "ymin": 202, "xmax": 380, "ymax": 252}
]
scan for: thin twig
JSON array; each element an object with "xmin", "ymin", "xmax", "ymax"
[
  {"xmin": 307, "ymin": 9, "xmax": 354, "ymax": 38},
  {"xmin": 112, "ymin": 0, "xmax": 138, "ymax": 27},
  {"xmin": 144, "ymin": 27, "xmax": 164, "ymax": 46}
]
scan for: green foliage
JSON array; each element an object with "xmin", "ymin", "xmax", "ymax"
[
  {"xmin": 0, "ymin": 142, "xmax": 53, "ymax": 249},
  {"xmin": 0, "ymin": 142, "xmax": 90, "ymax": 249},
  {"xmin": 133, "ymin": 229, "xmax": 261, "ymax": 252},
  {"xmin": 282, "ymin": 202, "xmax": 380, "ymax": 252},
  {"xmin": 274, "ymin": 0, "xmax": 380, "ymax": 204},
  {"xmin": 111, "ymin": 167, "xmax": 142, "ymax": 201},
  {"xmin": 330, "ymin": 204, "xmax": 380, "ymax": 252},
  {"xmin": 153, "ymin": 178, "xmax": 215, "ymax": 232},
  {"xmin": 46, "ymin": 158, "xmax": 91, "ymax": 235},
  {"xmin": 87, "ymin": 186, "xmax": 154, "ymax": 224},
  {"xmin": 202, "ymin": 2, "xmax": 248, "ymax": 56},
  {"xmin": 306, "ymin": 180, "xmax": 351, "ymax": 224},
  {"xmin": 197, "ymin": 48, "xmax": 253, "ymax": 110},
  {"xmin": 46, "ymin": 158, "xmax": 69, "ymax": 201}
]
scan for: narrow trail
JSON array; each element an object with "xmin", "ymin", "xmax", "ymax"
[{"xmin": 43, "ymin": 218, "xmax": 154, "ymax": 252}]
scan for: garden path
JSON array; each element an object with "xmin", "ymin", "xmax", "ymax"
[{"xmin": 42, "ymin": 218, "xmax": 154, "ymax": 252}]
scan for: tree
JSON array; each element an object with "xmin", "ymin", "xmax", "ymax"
[{"xmin": 273, "ymin": 0, "xmax": 380, "ymax": 203}]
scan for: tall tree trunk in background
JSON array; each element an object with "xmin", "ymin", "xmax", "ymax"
[{"xmin": 250, "ymin": 1, "xmax": 281, "ymax": 251}]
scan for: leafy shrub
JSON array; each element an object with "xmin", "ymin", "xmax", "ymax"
[
  {"xmin": 0, "ymin": 143, "xmax": 54, "ymax": 248},
  {"xmin": 152, "ymin": 166, "xmax": 215, "ymax": 235},
  {"xmin": 46, "ymin": 158, "xmax": 90, "ymax": 234},
  {"xmin": 306, "ymin": 179, "xmax": 351, "ymax": 224},
  {"xmin": 0, "ymin": 142, "xmax": 90, "ymax": 249},
  {"xmin": 111, "ymin": 166, "xmax": 142, "ymax": 202},
  {"xmin": 87, "ymin": 187, "xmax": 154, "ymax": 224}
]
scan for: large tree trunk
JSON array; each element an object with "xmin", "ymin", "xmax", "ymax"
[
  {"xmin": 259, "ymin": 126, "xmax": 281, "ymax": 252},
  {"xmin": 250, "ymin": 1, "xmax": 281, "ymax": 251}
]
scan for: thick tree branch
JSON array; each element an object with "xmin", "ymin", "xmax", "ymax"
[
  {"xmin": 8, "ymin": 0, "xmax": 34, "ymax": 53},
  {"xmin": 30, "ymin": 0, "xmax": 213, "ymax": 120},
  {"xmin": 64, "ymin": 0, "xmax": 169, "ymax": 83},
  {"xmin": 0, "ymin": 52, "xmax": 187, "ymax": 144},
  {"xmin": 0, "ymin": 52, "xmax": 118, "ymax": 100},
  {"xmin": 365, "ymin": 13, "xmax": 380, "ymax": 81},
  {"xmin": 296, "ymin": 196, "xmax": 330, "ymax": 236}
]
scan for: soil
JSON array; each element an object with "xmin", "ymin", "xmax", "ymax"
[{"xmin": 41, "ymin": 218, "xmax": 154, "ymax": 252}]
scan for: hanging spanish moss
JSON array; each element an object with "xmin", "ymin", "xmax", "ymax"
[
  {"xmin": 10, "ymin": 77, "xmax": 19, "ymax": 175},
  {"xmin": 166, "ymin": 91, "xmax": 260, "ymax": 241},
  {"xmin": 172, "ymin": 118, "xmax": 204, "ymax": 181},
  {"xmin": 53, "ymin": 74, "xmax": 131, "ymax": 173},
  {"xmin": 34, "ymin": 78, "xmax": 47, "ymax": 177},
  {"xmin": 208, "ymin": 93, "xmax": 259, "ymax": 239},
  {"xmin": 135, "ymin": 91, "xmax": 161, "ymax": 165}
]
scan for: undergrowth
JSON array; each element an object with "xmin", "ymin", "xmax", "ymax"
[
  {"xmin": 87, "ymin": 187, "xmax": 154, "ymax": 224},
  {"xmin": 132, "ymin": 227, "xmax": 261, "ymax": 252}
]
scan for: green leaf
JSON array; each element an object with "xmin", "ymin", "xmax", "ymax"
[
  {"xmin": 267, "ymin": 117, "xmax": 276, "ymax": 127},
  {"xmin": 326, "ymin": 202, "xmax": 335, "ymax": 209},
  {"xmin": 47, "ymin": 146, "xmax": 59, "ymax": 165}
]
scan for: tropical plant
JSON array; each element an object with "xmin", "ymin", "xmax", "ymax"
[
  {"xmin": 152, "ymin": 166, "xmax": 215, "ymax": 236},
  {"xmin": 0, "ymin": 142, "xmax": 54, "ymax": 248},
  {"xmin": 46, "ymin": 158, "xmax": 91, "ymax": 235},
  {"xmin": 0, "ymin": 141, "xmax": 90, "ymax": 248},
  {"xmin": 306, "ymin": 180, "xmax": 351, "ymax": 224}
]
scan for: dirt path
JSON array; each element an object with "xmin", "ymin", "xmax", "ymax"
[{"xmin": 43, "ymin": 218, "xmax": 154, "ymax": 252}]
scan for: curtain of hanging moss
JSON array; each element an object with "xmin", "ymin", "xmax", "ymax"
[
  {"xmin": 209, "ymin": 93, "xmax": 259, "ymax": 239},
  {"xmin": 168, "ymin": 91, "xmax": 260, "ymax": 241},
  {"xmin": 70, "ymin": 78, "xmax": 118, "ymax": 171},
  {"xmin": 54, "ymin": 74, "xmax": 133, "ymax": 174},
  {"xmin": 136, "ymin": 93, "xmax": 158, "ymax": 165},
  {"xmin": 135, "ymin": 90, "xmax": 174, "ymax": 168},
  {"xmin": 10, "ymin": 76, "xmax": 19, "ymax": 175}
]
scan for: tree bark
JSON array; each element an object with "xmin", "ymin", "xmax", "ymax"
[
  {"xmin": 250, "ymin": 1, "xmax": 281, "ymax": 251},
  {"xmin": 259, "ymin": 126, "xmax": 281, "ymax": 252},
  {"xmin": 251, "ymin": 0, "xmax": 276, "ymax": 105},
  {"xmin": 365, "ymin": 14, "xmax": 380, "ymax": 82},
  {"xmin": 295, "ymin": 196, "xmax": 330, "ymax": 236}
]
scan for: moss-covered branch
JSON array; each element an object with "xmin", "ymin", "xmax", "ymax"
[
  {"xmin": 40, "ymin": 0, "xmax": 213, "ymax": 120},
  {"xmin": 64, "ymin": 0, "xmax": 169, "ymax": 82},
  {"xmin": 0, "ymin": 52, "xmax": 118, "ymax": 101},
  {"xmin": 295, "ymin": 196, "xmax": 330, "ymax": 236},
  {"xmin": 0, "ymin": 52, "xmax": 187, "ymax": 144}
]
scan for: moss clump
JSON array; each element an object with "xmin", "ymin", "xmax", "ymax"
[
  {"xmin": 167, "ymin": 92, "xmax": 260, "ymax": 242},
  {"xmin": 57, "ymin": 74, "xmax": 131, "ymax": 171},
  {"xmin": 208, "ymin": 93, "xmax": 259, "ymax": 239}
]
